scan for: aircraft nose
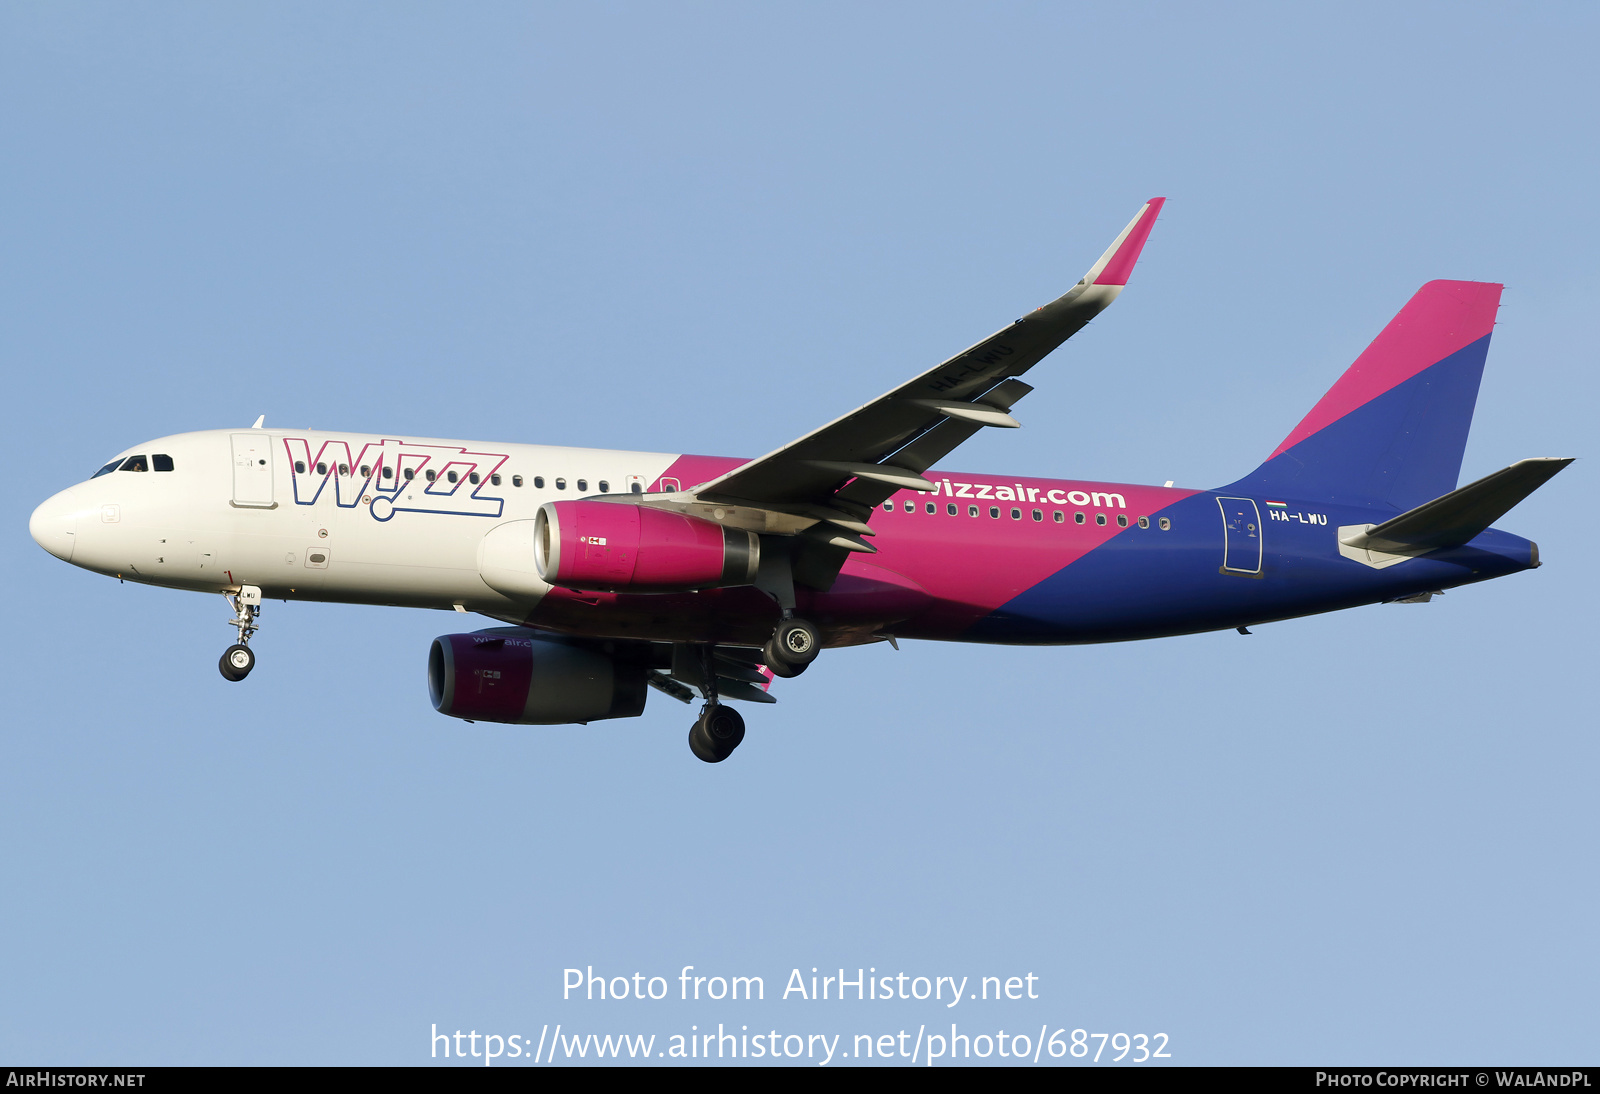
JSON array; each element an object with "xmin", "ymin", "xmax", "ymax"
[{"xmin": 29, "ymin": 488, "xmax": 79, "ymax": 563}]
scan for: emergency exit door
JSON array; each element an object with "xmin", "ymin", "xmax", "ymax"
[
  {"xmin": 1216, "ymin": 496, "xmax": 1262, "ymax": 574},
  {"xmin": 230, "ymin": 434, "xmax": 276, "ymax": 508}
]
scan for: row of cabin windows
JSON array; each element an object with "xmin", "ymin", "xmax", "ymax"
[
  {"xmin": 93, "ymin": 454, "xmax": 174, "ymax": 477},
  {"xmin": 288, "ymin": 462, "xmax": 644, "ymax": 495},
  {"xmin": 883, "ymin": 498, "xmax": 1171, "ymax": 531}
]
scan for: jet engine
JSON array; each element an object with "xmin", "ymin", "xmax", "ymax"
[
  {"xmin": 533, "ymin": 499, "xmax": 758, "ymax": 592},
  {"xmin": 428, "ymin": 630, "xmax": 648, "ymax": 725}
]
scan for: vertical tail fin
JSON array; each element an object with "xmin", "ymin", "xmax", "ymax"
[{"xmin": 1223, "ymin": 280, "xmax": 1503, "ymax": 510}]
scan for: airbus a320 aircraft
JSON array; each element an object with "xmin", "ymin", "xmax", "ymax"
[{"xmin": 29, "ymin": 200, "xmax": 1570, "ymax": 762}]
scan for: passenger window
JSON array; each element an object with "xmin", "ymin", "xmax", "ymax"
[
  {"xmin": 490, "ymin": 473, "xmax": 501, "ymax": 486},
  {"xmin": 947, "ymin": 503, "xmax": 957, "ymax": 515},
  {"xmin": 446, "ymin": 471, "xmax": 458, "ymax": 483},
  {"xmin": 989, "ymin": 506, "xmax": 1000, "ymax": 518},
  {"xmin": 968, "ymin": 505, "xmax": 978, "ymax": 517},
  {"xmin": 315, "ymin": 462, "xmax": 327, "ymax": 475},
  {"xmin": 661, "ymin": 478, "xmax": 682, "ymax": 492},
  {"xmin": 904, "ymin": 501, "xmax": 914, "ymax": 513},
  {"xmin": 924, "ymin": 503, "xmax": 934, "ymax": 514},
  {"xmin": 532, "ymin": 476, "xmax": 543, "ymax": 488},
  {"xmin": 599, "ymin": 480, "xmax": 609, "ymax": 493},
  {"xmin": 359, "ymin": 465, "xmax": 370, "ymax": 478},
  {"xmin": 1053, "ymin": 511, "xmax": 1064, "ymax": 523},
  {"xmin": 577, "ymin": 479, "xmax": 588, "ymax": 492},
  {"xmin": 1011, "ymin": 508, "xmax": 1021, "ymax": 520},
  {"xmin": 92, "ymin": 460, "xmax": 120, "ymax": 479},
  {"xmin": 338, "ymin": 464, "xmax": 349, "ymax": 476},
  {"xmin": 153, "ymin": 454, "xmax": 174, "ymax": 472},
  {"xmin": 1096, "ymin": 513, "xmax": 1107, "ymax": 526},
  {"xmin": 630, "ymin": 482, "xmax": 642, "ymax": 494},
  {"xmin": 426, "ymin": 470, "xmax": 437, "ymax": 482},
  {"xmin": 1032, "ymin": 509, "xmax": 1043, "ymax": 522},
  {"xmin": 404, "ymin": 468, "xmax": 415, "ymax": 480},
  {"xmin": 1117, "ymin": 514, "xmax": 1128, "ymax": 527},
  {"xmin": 883, "ymin": 502, "xmax": 893, "ymax": 512},
  {"xmin": 120, "ymin": 455, "xmax": 149, "ymax": 472},
  {"xmin": 513, "ymin": 475, "xmax": 524, "ymax": 487},
  {"xmin": 556, "ymin": 478, "xmax": 567, "ymax": 490},
  {"xmin": 468, "ymin": 472, "xmax": 479, "ymax": 485},
  {"xmin": 382, "ymin": 467, "xmax": 393, "ymax": 480},
  {"xmin": 1159, "ymin": 517, "xmax": 1172, "ymax": 531},
  {"xmin": 1075, "ymin": 512, "xmax": 1085, "ymax": 524}
]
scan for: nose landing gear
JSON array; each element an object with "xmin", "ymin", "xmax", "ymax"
[{"xmin": 219, "ymin": 585, "xmax": 262, "ymax": 682}]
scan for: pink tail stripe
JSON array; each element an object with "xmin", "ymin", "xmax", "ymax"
[
  {"xmin": 1094, "ymin": 197, "xmax": 1165, "ymax": 287},
  {"xmin": 1269, "ymin": 280, "xmax": 1501, "ymax": 460}
]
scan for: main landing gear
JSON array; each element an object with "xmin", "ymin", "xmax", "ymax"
[
  {"xmin": 686, "ymin": 642, "xmax": 746, "ymax": 763},
  {"xmin": 762, "ymin": 617, "xmax": 819, "ymax": 679},
  {"xmin": 219, "ymin": 585, "xmax": 262, "ymax": 682},
  {"xmin": 685, "ymin": 618, "xmax": 822, "ymax": 764},
  {"xmin": 688, "ymin": 703, "xmax": 746, "ymax": 764}
]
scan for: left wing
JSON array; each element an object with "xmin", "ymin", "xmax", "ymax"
[{"xmin": 644, "ymin": 198, "xmax": 1165, "ymax": 587}]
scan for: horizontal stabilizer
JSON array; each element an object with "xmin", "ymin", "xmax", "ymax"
[{"xmin": 1339, "ymin": 458, "xmax": 1573, "ymax": 555}]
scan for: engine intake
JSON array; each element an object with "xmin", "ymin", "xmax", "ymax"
[
  {"xmin": 533, "ymin": 499, "xmax": 758, "ymax": 592},
  {"xmin": 428, "ymin": 630, "xmax": 647, "ymax": 725}
]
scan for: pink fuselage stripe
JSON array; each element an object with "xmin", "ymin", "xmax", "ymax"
[
  {"xmin": 1094, "ymin": 197, "xmax": 1165, "ymax": 287},
  {"xmin": 531, "ymin": 457, "xmax": 1201, "ymax": 644},
  {"xmin": 1269, "ymin": 280, "xmax": 1501, "ymax": 459}
]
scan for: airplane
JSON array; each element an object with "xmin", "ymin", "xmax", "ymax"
[{"xmin": 28, "ymin": 199, "xmax": 1571, "ymax": 763}]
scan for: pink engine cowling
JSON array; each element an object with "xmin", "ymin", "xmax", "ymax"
[
  {"xmin": 428, "ymin": 630, "xmax": 648, "ymax": 725},
  {"xmin": 533, "ymin": 500, "xmax": 759, "ymax": 592}
]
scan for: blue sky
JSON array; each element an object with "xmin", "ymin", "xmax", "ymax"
[{"xmin": 2, "ymin": 2, "xmax": 1594, "ymax": 1066}]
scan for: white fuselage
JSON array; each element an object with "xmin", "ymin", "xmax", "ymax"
[{"xmin": 29, "ymin": 428, "xmax": 684, "ymax": 616}]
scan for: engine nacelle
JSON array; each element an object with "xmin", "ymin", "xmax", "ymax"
[
  {"xmin": 428, "ymin": 630, "xmax": 647, "ymax": 725},
  {"xmin": 533, "ymin": 499, "xmax": 758, "ymax": 592}
]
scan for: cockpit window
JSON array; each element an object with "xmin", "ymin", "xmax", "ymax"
[
  {"xmin": 153, "ymin": 454, "xmax": 174, "ymax": 472},
  {"xmin": 119, "ymin": 455, "xmax": 149, "ymax": 473},
  {"xmin": 92, "ymin": 460, "xmax": 120, "ymax": 479}
]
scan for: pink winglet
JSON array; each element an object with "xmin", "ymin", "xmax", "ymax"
[
  {"xmin": 1094, "ymin": 197, "xmax": 1165, "ymax": 286},
  {"xmin": 1269, "ymin": 280, "xmax": 1502, "ymax": 459}
]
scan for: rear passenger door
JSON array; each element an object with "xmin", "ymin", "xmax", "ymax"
[{"xmin": 1216, "ymin": 496, "xmax": 1263, "ymax": 575}]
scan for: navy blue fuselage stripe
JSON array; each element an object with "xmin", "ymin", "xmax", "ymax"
[{"xmin": 959, "ymin": 490, "xmax": 1532, "ymax": 644}]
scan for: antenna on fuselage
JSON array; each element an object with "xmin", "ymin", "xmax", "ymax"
[{"xmin": 251, "ymin": 415, "xmax": 265, "ymax": 429}]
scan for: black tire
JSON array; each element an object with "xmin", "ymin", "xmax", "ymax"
[
  {"xmin": 688, "ymin": 705, "xmax": 745, "ymax": 762},
  {"xmin": 762, "ymin": 638, "xmax": 807, "ymax": 678},
  {"xmin": 770, "ymin": 618, "xmax": 820, "ymax": 667},
  {"xmin": 687, "ymin": 722, "xmax": 723, "ymax": 763},
  {"xmin": 703, "ymin": 705, "xmax": 745, "ymax": 749},
  {"xmin": 219, "ymin": 644, "xmax": 255, "ymax": 682}
]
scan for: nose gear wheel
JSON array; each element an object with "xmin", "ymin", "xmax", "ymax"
[{"xmin": 218, "ymin": 585, "xmax": 262, "ymax": 682}]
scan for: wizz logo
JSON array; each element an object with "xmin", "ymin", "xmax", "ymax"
[{"xmin": 282, "ymin": 437, "xmax": 510, "ymax": 522}]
